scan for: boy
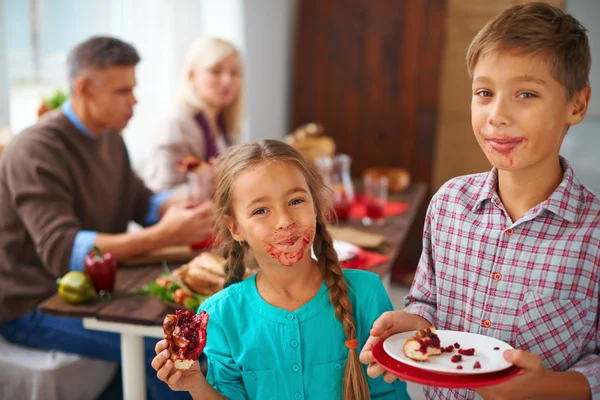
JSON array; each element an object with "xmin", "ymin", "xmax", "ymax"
[{"xmin": 360, "ymin": 3, "xmax": 600, "ymax": 400}]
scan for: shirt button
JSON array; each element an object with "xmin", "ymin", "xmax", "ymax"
[
  {"xmin": 290, "ymin": 340, "xmax": 298, "ymax": 348},
  {"xmin": 492, "ymin": 272, "xmax": 502, "ymax": 281},
  {"xmin": 292, "ymin": 364, "xmax": 300, "ymax": 372},
  {"xmin": 505, "ymin": 228, "xmax": 514, "ymax": 236},
  {"xmin": 482, "ymin": 319, "xmax": 492, "ymax": 328},
  {"xmin": 287, "ymin": 313, "xmax": 295, "ymax": 321},
  {"xmin": 294, "ymin": 393, "xmax": 302, "ymax": 399},
  {"xmin": 334, "ymin": 363, "xmax": 342, "ymax": 371}
]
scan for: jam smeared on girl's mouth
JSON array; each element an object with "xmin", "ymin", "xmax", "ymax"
[{"xmin": 264, "ymin": 225, "xmax": 314, "ymax": 267}]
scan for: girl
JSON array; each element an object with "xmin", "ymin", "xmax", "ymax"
[
  {"xmin": 151, "ymin": 140, "xmax": 408, "ymax": 400},
  {"xmin": 144, "ymin": 37, "xmax": 244, "ymax": 198}
]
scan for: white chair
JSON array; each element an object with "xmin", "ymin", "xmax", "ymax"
[{"xmin": 0, "ymin": 334, "xmax": 118, "ymax": 400}]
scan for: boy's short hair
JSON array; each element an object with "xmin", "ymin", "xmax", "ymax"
[{"xmin": 466, "ymin": 2, "xmax": 590, "ymax": 99}]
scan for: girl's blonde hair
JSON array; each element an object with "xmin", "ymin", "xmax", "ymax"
[
  {"xmin": 178, "ymin": 37, "xmax": 245, "ymax": 142},
  {"xmin": 214, "ymin": 139, "xmax": 370, "ymax": 400}
]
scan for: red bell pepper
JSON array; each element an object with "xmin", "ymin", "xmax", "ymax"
[{"xmin": 84, "ymin": 245, "xmax": 117, "ymax": 293}]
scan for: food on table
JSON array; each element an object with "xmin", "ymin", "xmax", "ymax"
[
  {"xmin": 283, "ymin": 122, "xmax": 336, "ymax": 163},
  {"xmin": 142, "ymin": 253, "xmax": 258, "ymax": 309},
  {"xmin": 84, "ymin": 245, "xmax": 117, "ymax": 293},
  {"xmin": 56, "ymin": 271, "xmax": 96, "ymax": 304},
  {"xmin": 174, "ymin": 252, "xmax": 256, "ymax": 296},
  {"xmin": 363, "ymin": 167, "xmax": 411, "ymax": 192},
  {"xmin": 163, "ymin": 310, "xmax": 209, "ymax": 370},
  {"xmin": 174, "ymin": 252, "xmax": 227, "ymax": 296},
  {"xmin": 451, "ymin": 354, "xmax": 462, "ymax": 363},
  {"xmin": 141, "ymin": 268, "xmax": 207, "ymax": 310},
  {"xmin": 403, "ymin": 326, "xmax": 442, "ymax": 361}
]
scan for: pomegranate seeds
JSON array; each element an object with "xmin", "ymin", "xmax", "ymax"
[
  {"xmin": 473, "ymin": 361, "xmax": 481, "ymax": 369},
  {"xmin": 494, "ymin": 347, "xmax": 500, "ymax": 350},
  {"xmin": 458, "ymin": 348, "xmax": 475, "ymax": 356},
  {"xmin": 451, "ymin": 354, "xmax": 462, "ymax": 363},
  {"xmin": 457, "ymin": 365, "xmax": 463, "ymax": 370},
  {"xmin": 453, "ymin": 342, "xmax": 461, "ymax": 349},
  {"xmin": 441, "ymin": 345, "xmax": 455, "ymax": 353}
]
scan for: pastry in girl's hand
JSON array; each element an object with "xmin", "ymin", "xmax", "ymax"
[{"xmin": 162, "ymin": 309, "xmax": 210, "ymax": 370}]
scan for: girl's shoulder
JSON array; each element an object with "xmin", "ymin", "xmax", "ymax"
[{"xmin": 343, "ymin": 269, "xmax": 383, "ymax": 291}]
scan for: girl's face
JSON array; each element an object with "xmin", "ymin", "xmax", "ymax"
[
  {"xmin": 225, "ymin": 162, "xmax": 317, "ymax": 269},
  {"xmin": 190, "ymin": 52, "xmax": 242, "ymax": 111}
]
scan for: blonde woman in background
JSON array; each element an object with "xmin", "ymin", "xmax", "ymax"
[{"xmin": 144, "ymin": 37, "xmax": 244, "ymax": 197}]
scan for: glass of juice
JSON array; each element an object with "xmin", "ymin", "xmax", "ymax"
[{"xmin": 362, "ymin": 175, "xmax": 388, "ymax": 226}]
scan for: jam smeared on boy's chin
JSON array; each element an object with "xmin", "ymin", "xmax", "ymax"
[{"xmin": 263, "ymin": 226, "xmax": 314, "ymax": 267}]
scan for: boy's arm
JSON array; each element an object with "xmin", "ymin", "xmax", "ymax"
[
  {"xmin": 403, "ymin": 202, "xmax": 438, "ymax": 324},
  {"xmin": 568, "ymin": 350, "xmax": 600, "ymax": 398}
]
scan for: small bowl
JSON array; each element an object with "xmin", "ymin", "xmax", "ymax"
[{"xmin": 363, "ymin": 167, "xmax": 411, "ymax": 192}]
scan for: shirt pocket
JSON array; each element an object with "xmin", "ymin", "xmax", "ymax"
[
  {"xmin": 515, "ymin": 290, "xmax": 589, "ymax": 371},
  {"xmin": 307, "ymin": 358, "xmax": 346, "ymax": 399},
  {"xmin": 241, "ymin": 368, "xmax": 278, "ymax": 400}
]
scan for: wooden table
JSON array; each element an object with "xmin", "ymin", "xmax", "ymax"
[{"xmin": 39, "ymin": 181, "xmax": 427, "ymax": 400}]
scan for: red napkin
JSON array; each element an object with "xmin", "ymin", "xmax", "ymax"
[
  {"xmin": 348, "ymin": 195, "xmax": 410, "ymax": 220},
  {"xmin": 340, "ymin": 248, "xmax": 390, "ymax": 270}
]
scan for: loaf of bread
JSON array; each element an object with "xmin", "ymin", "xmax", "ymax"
[{"xmin": 283, "ymin": 122, "xmax": 336, "ymax": 163}]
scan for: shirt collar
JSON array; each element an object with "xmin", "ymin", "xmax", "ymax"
[
  {"xmin": 472, "ymin": 167, "xmax": 498, "ymax": 212},
  {"xmin": 61, "ymin": 100, "xmax": 99, "ymax": 139},
  {"xmin": 472, "ymin": 156, "xmax": 583, "ymax": 223},
  {"xmin": 540, "ymin": 157, "xmax": 582, "ymax": 223}
]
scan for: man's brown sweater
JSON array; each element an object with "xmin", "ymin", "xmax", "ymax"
[{"xmin": 0, "ymin": 111, "xmax": 153, "ymax": 321}]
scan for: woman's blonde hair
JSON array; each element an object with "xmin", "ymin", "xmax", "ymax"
[
  {"xmin": 178, "ymin": 37, "xmax": 245, "ymax": 141},
  {"xmin": 214, "ymin": 140, "xmax": 370, "ymax": 400}
]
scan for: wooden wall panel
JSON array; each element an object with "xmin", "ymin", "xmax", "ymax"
[{"xmin": 292, "ymin": 0, "xmax": 447, "ymax": 186}]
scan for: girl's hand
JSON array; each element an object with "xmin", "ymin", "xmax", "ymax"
[{"xmin": 151, "ymin": 339, "xmax": 205, "ymax": 392}]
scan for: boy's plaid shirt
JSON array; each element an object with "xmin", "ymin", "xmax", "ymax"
[{"xmin": 405, "ymin": 157, "xmax": 600, "ymax": 400}]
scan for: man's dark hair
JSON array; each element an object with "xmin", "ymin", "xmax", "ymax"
[{"xmin": 67, "ymin": 36, "xmax": 140, "ymax": 87}]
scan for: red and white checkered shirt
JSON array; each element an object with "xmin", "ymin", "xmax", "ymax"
[{"xmin": 405, "ymin": 157, "xmax": 600, "ymax": 400}]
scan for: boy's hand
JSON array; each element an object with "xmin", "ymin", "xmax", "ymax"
[
  {"xmin": 359, "ymin": 310, "xmax": 431, "ymax": 382},
  {"xmin": 474, "ymin": 349, "xmax": 546, "ymax": 399}
]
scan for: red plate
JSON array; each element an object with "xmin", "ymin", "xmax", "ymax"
[{"xmin": 372, "ymin": 341, "xmax": 521, "ymax": 389}]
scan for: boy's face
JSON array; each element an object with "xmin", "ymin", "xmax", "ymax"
[{"xmin": 471, "ymin": 51, "xmax": 589, "ymax": 172}]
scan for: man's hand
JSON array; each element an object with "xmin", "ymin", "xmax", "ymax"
[
  {"xmin": 157, "ymin": 201, "xmax": 214, "ymax": 246},
  {"xmin": 359, "ymin": 310, "xmax": 431, "ymax": 382}
]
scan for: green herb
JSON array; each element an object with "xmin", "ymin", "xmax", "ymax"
[{"xmin": 140, "ymin": 273, "xmax": 208, "ymax": 311}]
